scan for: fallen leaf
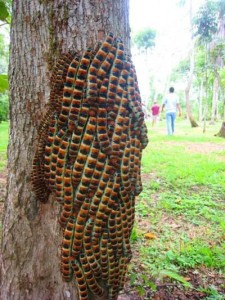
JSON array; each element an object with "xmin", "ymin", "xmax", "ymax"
[
  {"xmin": 144, "ymin": 232, "xmax": 157, "ymax": 239},
  {"xmin": 184, "ymin": 277, "xmax": 191, "ymax": 281}
]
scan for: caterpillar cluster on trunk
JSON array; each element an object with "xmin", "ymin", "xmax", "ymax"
[{"xmin": 31, "ymin": 33, "xmax": 148, "ymax": 300}]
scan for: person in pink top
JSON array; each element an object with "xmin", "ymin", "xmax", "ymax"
[{"xmin": 151, "ymin": 100, "xmax": 160, "ymax": 126}]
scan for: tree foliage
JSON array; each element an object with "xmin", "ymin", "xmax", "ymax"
[
  {"xmin": 217, "ymin": 0, "xmax": 225, "ymax": 17},
  {"xmin": 0, "ymin": 93, "xmax": 8, "ymax": 122},
  {"xmin": 193, "ymin": 1, "xmax": 218, "ymax": 43},
  {"xmin": 133, "ymin": 28, "xmax": 156, "ymax": 51},
  {"xmin": 0, "ymin": 74, "xmax": 8, "ymax": 92},
  {"xmin": 0, "ymin": 0, "xmax": 11, "ymax": 23},
  {"xmin": 170, "ymin": 58, "xmax": 190, "ymax": 81}
]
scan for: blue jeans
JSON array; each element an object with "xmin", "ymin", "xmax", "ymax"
[{"xmin": 166, "ymin": 112, "xmax": 176, "ymax": 135}]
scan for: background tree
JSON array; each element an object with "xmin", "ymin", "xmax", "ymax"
[
  {"xmin": 0, "ymin": 1, "xmax": 130, "ymax": 299},
  {"xmin": 185, "ymin": 0, "xmax": 199, "ymax": 127},
  {"xmin": 178, "ymin": 0, "xmax": 198, "ymax": 127},
  {"xmin": 207, "ymin": 0, "xmax": 225, "ymax": 124},
  {"xmin": 194, "ymin": 45, "xmax": 207, "ymax": 121},
  {"xmin": 133, "ymin": 28, "xmax": 156, "ymax": 54},
  {"xmin": 193, "ymin": 0, "xmax": 217, "ymax": 131},
  {"xmin": 194, "ymin": 0, "xmax": 225, "ymax": 136}
]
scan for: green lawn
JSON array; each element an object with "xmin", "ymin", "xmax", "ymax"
[
  {"xmin": 0, "ymin": 121, "xmax": 8, "ymax": 170},
  {"xmin": 129, "ymin": 119, "xmax": 225, "ymax": 298}
]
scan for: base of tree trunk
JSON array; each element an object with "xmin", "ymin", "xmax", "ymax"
[
  {"xmin": 189, "ymin": 118, "xmax": 199, "ymax": 128},
  {"xmin": 215, "ymin": 122, "xmax": 225, "ymax": 138}
]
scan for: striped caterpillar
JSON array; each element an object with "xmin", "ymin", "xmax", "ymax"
[{"xmin": 31, "ymin": 33, "xmax": 148, "ymax": 300}]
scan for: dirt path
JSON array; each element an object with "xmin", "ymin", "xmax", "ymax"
[{"xmin": 165, "ymin": 141, "xmax": 225, "ymax": 154}]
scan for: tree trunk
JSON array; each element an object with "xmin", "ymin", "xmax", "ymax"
[
  {"xmin": 199, "ymin": 78, "xmax": 203, "ymax": 122},
  {"xmin": 185, "ymin": 0, "xmax": 198, "ymax": 128},
  {"xmin": 185, "ymin": 51, "xmax": 199, "ymax": 128},
  {"xmin": 210, "ymin": 74, "xmax": 219, "ymax": 124},
  {"xmin": 215, "ymin": 122, "xmax": 225, "ymax": 138},
  {"xmin": 0, "ymin": 1, "xmax": 130, "ymax": 299},
  {"xmin": 203, "ymin": 105, "xmax": 207, "ymax": 134}
]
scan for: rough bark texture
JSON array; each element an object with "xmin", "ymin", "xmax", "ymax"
[
  {"xmin": 215, "ymin": 122, "xmax": 225, "ymax": 138},
  {"xmin": 0, "ymin": 1, "xmax": 130, "ymax": 299}
]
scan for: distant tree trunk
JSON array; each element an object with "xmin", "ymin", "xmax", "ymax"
[
  {"xmin": 215, "ymin": 122, "xmax": 225, "ymax": 138},
  {"xmin": 185, "ymin": 47, "xmax": 198, "ymax": 127},
  {"xmin": 199, "ymin": 78, "xmax": 204, "ymax": 122},
  {"xmin": 223, "ymin": 92, "xmax": 225, "ymax": 121},
  {"xmin": 210, "ymin": 73, "xmax": 219, "ymax": 124},
  {"xmin": 203, "ymin": 105, "xmax": 207, "ymax": 134},
  {"xmin": 185, "ymin": 0, "xmax": 198, "ymax": 128},
  {"xmin": 0, "ymin": 1, "xmax": 130, "ymax": 299},
  {"xmin": 216, "ymin": 86, "xmax": 225, "ymax": 137},
  {"xmin": 213, "ymin": 11, "xmax": 225, "ymax": 135}
]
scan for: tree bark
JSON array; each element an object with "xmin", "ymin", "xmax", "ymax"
[
  {"xmin": 0, "ymin": 1, "xmax": 130, "ymax": 299},
  {"xmin": 215, "ymin": 122, "xmax": 225, "ymax": 138}
]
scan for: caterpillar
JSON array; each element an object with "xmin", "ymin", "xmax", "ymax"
[
  {"xmin": 72, "ymin": 260, "xmax": 89, "ymax": 300},
  {"xmin": 83, "ymin": 220, "xmax": 101, "ymax": 278},
  {"xmin": 50, "ymin": 52, "xmax": 76, "ymax": 115},
  {"xmin": 107, "ymin": 40, "xmax": 124, "ymax": 124},
  {"xmin": 68, "ymin": 50, "xmax": 93, "ymax": 132},
  {"xmin": 61, "ymin": 215, "xmax": 76, "ymax": 281},
  {"xmin": 58, "ymin": 56, "xmax": 80, "ymax": 127},
  {"xmin": 100, "ymin": 232, "xmax": 109, "ymax": 282},
  {"xmin": 71, "ymin": 198, "xmax": 90, "ymax": 258},
  {"xmin": 86, "ymin": 33, "xmax": 114, "ymax": 105},
  {"xmin": 97, "ymin": 77, "xmax": 111, "ymax": 155}
]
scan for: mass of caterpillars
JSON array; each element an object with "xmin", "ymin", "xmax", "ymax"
[{"xmin": 32, "ymin": 33, "xmax": 148, "ymax": 300}]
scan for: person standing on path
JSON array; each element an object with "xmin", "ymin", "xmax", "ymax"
[
  {"xmin": 161, "ymin": 87, "xmax": 181, "ymax": 135},
  {"xmin": 151, "ymin": 100, "xmax": 160, "ymax": 127}
]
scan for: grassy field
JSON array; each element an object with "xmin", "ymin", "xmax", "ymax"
[{"xmin": 128, "ymin": 119, "xmax": 225, "ymax": 299}]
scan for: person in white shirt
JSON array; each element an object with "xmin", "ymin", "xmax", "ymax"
[{"xmin": 161, "ymin": 87, "xmax": 182, "ymax": 135}]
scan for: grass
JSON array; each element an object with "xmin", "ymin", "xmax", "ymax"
[
  {"xmin": 0, "ymin": 121, "xmax": 8, "ymax": 170},
  {"xmin": 129, "ymin": 119, "xmax": 225, "ymax": 297}
]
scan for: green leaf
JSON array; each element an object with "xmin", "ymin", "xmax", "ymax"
[
  {"xmin": 160, "ymin": 270, "xmax": 192, "ymax": 288},
  {"xmin": 0, "ymin": 74, "xmax": 8, "ymax": 92},
  {"xmin": 133, "ymin": 28, "xmax": 156, "ymax": 50},
  {"xmin": 0, "ymin": 1, "xmax": 9, "ymax": 22},
  {"xmin": 129, "ymin": 272, "xmax": 137, "ymax": 285},
  {"xmin": 136, "ymin": 285, "xmax": 145, "ymax": 297}
]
